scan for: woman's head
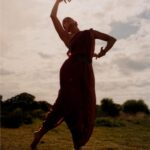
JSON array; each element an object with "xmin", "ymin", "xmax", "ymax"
[{"xmin": 62, "ymin": 17, "xmax": 78, "ymax": 34}]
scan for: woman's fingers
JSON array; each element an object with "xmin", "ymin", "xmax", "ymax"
[
  {"xmin": 101, "ymin": 47, "xmax": 104, "ymax": 51},
  {"xmin": 64, "ymin": 0, "xmax": 71, "ymax": 3},
  {"xmin": 57, "ymin": 0, "xmax": 71, "ymax": 3},
  {"xmin": 57, "ymin": 0, "xmax": 63, "ymax": 3}
]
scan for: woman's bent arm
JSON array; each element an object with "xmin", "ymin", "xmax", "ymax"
[{"xmin": 93, "ymin": 30, "xmax": 117, "ymax": 58}]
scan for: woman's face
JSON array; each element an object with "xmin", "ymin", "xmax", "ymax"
[{"xmin": 63, "ymin": 17, "xmax": 77, "ymax": 33}]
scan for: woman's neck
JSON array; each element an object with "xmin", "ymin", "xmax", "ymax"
[{"xmin": 71, "ymin": 27, "xmax": 80, "ymax": 37}]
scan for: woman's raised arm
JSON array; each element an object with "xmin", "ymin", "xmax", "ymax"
[{"xmin": 50, "ymin": 0, "xmax": 70, "ymax": 45}]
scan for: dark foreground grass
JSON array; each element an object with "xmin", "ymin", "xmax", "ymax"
[{"xmin": 1, "ymin": 119, "xmax": 150, "ymax": 150}]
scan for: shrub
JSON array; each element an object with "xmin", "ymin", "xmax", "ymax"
[
  {"xmin": 96, "ymin": 105, "xmax": 103, "ymax": 117},
  {"xmin": 95, "ymin": 118, "xmax": 126, "ymax": 127},
  {"xmin": 1, "ymin": 108, "xmax": 23, "ymax": 128},
  {"xmin": 100, "ymin": 98, "xmax": 121, "ymax": 117},
  {"xmin": 123, "ymin": 99, "xmax": 149, "ymax": 115},
  {"xmin": 31, "ymin": 109, "xmax": 46, "ymax": 120},
  {"xmin": 23, "ymin": 113, "xmax": 33, "ymax": 124},
  {"xmin": 38, "ymin": 101, "xmax": 51, "ymax": 112}
]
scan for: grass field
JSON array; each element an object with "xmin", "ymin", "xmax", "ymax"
[{"xmin": 1, "ymin": 118, "xmax": 150, "ymax": 150}]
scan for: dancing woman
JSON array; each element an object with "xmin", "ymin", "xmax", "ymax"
[{"xmin": 31, "ymin": 0, "xmax": 116, "ymax": 149}]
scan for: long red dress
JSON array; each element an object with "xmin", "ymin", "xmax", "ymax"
[{"xmin": 43, "ymin": 29, "xmax": 96, "ymax": 147}]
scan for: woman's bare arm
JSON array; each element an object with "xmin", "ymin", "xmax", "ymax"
[
  {"xmin": 50, "ymin": 0, "xmax": 70, "ymax": 46},
  {"xmin": 93, "ymin": 30, "xmax": 117, "ymax": 58}
]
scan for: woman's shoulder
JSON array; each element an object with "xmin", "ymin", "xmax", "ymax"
[
  {"xmin": 82, "ymin": 28, "xmax": 95, "ymax": 36},
  {"xmin": 81, "ymin": 28, "xmax": 95, "ymax": 38},
  {"xmin": 82, "ymin": 28, "xmax": 94, "ymax": 32}
]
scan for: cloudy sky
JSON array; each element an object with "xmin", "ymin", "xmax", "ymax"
[{"xmin": 1, "ymin": 0, "xmax": 150, "ymax": 107}]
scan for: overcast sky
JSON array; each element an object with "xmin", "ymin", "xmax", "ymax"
[{"xmin": 1, "ymin": 0, "xmax": 150, "ymax": 107}]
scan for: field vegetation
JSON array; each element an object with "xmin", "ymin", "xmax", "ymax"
[
  {"xmin": 1, "ymin": 93, "xmax": 150, "ymax": 150},
  {"xmin": 1, "ymin": 117, "xmax": 150, "ymax": 150}
]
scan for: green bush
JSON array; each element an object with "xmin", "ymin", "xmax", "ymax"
[
  {"xmin": 95, "ymin": 118, "xmax": 126, "ymax": 127},
  {"xmin": 31, "ymin": 109, "xmax": 46, "ymax": 120},
  {"xmin": 38, "ymin": 101, "xmax": 51, "ymax": 112},
  {"xmin": 100, "ymin": 98, "xmax": 121, "ymax": 117},
  {"xmin": 128, "ymin": 119, "xmax": 150, "ymax": 127},
  {"xmin": 23, "ymin": 113, "xmax": 33, "ymax": 124},
  {"xmin": 1, "ymin": 108, "xmax": 23, "ymax": 128},
  {"xmin": 123, "ymin": 100, "xmax": 149, "ymax": 114}
]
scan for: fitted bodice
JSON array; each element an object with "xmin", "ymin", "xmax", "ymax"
[{"xmin": 67, "ymin": 29, "xmax": 95, "ymax": 63}]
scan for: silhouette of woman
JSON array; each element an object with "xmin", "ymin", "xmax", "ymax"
[{"xmin": 31, "ymin": 0, "xmax": 116, "ymax": 149}]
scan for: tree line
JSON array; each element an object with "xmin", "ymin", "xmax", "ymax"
[
  {"xmin": 0, "ymin": 93, "xmax": 51, "ymax": 128},
  {"xmin": 96, "ymin": 98, "xmax": 149, "ymax": 117},
  {"xmin": 0, "ymin": 93, "xmax": 149, "ymax": 128}
]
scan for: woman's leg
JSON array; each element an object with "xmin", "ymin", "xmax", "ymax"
[{"xmin": 30, "ymin": 108, "xmax": 64, "ymax": 149}]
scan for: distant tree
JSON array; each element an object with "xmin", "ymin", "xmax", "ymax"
[
  {"xmin": 96, "ymin": 105, "xmax": 103, "ymax": 117},
  {"xmin": 123, "ymin": 99, "xmax": 149, "ymax": 114},
  {"xmin": 1, "ymin": 92, "xmax": 54, "ymax": 128},
  {"xmin": 0, "ymin": 95, "xmax": 3, "ymax": 109},
  {"xmin": 136, "ymin": 100, "xmax": 150, "ymax": 114},
  {"xmin": 2, "ymin": 92, "xmax": 36, "ymax": 112},
  {"xmin": 38, "ymin": 101, "xmax": 52, "ymax": 112},
  {"xmin": 0, "ymin": 95, "xmax": 3, "ymax": 108},
  {"xmin": 100, "ymin": 98, "xmax": 121, "ymax": 117},
  {"xmin": 0, "ymin": 95, "xmax": 2, "ymax": 101},
  {"xmin": 1, "ymin": 108, "xmax": 24, "ymax": 128}
]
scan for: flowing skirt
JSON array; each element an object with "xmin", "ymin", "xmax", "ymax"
[
  {"xmin": 54, "ymin": 57, "xmax": 96, "ymax": 146},
  {"xmin": 44, "ymin": 56, "xmax": 96, "ymax": 147}
]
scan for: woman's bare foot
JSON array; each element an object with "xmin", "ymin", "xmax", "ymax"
[{"xmin": 30, "ymin": 131, "xmax": 42, "ymax": 149}]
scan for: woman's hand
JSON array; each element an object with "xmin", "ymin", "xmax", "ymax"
[
  {"xmin": 94, "ymin": 47, "xmax": 106, "ymax": 59},
  {"xmin": 57, "ymin": 0, "xmax": 71, "ymax": 3},
  {"xmin": 99, "ymin": 47, "xmax": 107, "ymax": 57},
  {"xmin": 56, "ymin": 0, "xmax": 63, "ymax": 3}
]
